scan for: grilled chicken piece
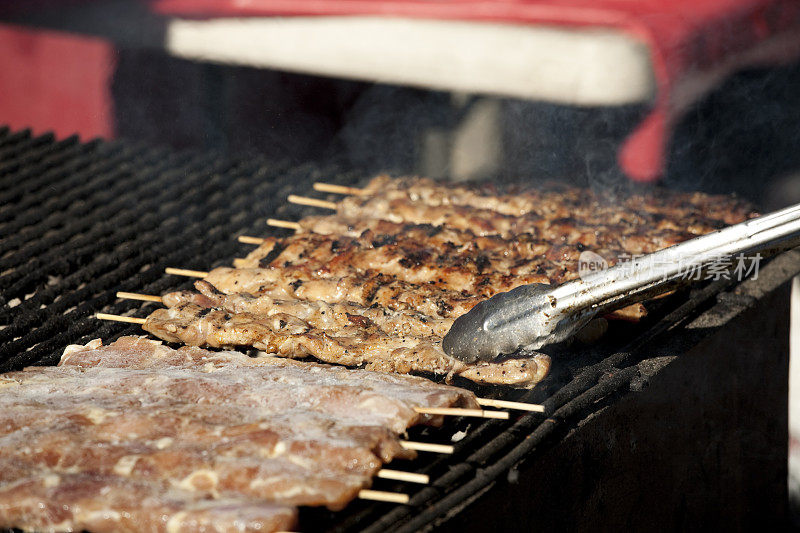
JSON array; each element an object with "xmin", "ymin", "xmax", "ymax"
[
  {"xmin": 200, "ymin": 268, "xmax": 486, "ymax": 318},
  {"xmin": 143, "ymin": 304, "xmax": 550, "ymax": 387},
  {"xmin": 141, "ymin": 179, "xmax": 753, "ymax": 392},
  {"xmin": 296, "ymin": 213, "xmax": 701, "ymax": 254},
  {"xmin": 358, "ymin": 175, "xmax": 757, "ymax": 226},
  {"xmin": 163, "ymin": 280, "xmax": 454, "ymax": 338}
]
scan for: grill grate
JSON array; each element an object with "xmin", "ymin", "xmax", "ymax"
[{"xmin": 0, "ymin": 127, "xmax": 785, "ymax": 532}]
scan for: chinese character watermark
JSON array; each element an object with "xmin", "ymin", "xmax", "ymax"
[{"xmin": 578, "ymin": 251, "xmax": 761, "ymax": 282}]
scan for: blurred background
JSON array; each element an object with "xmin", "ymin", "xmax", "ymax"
[{"xmin": 1, "ymin": 0, "xmax": 799, "ymax": 523}]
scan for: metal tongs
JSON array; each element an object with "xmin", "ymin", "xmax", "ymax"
[{"xmin": 442, "ymin": 201, "xmax": 800, "ymax": 363}]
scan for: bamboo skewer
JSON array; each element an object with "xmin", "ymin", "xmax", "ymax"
[
  {"xmin": 95, "ymin": 313, "xmax": 146, "ymax": 325},
  {"xmin": 358, "ymin": 489, "xmax": 409, "ymax": 504},
  {"xmin": 238, "ymin": 235, "xmax": 267, "ymax": 245},
  {"xmin": 267, "ymin": 218, "xmax": 302, "ymax": 231},
  {"xmin": 116, "ymin": 292, "xmax": 162, "ymax": 303},
  {"xmin": 287, "ymin": 195, "xmax": 337, "ymax": 210},
  {"xmin": 165, "ymin": 267, "xmax": 208, "ymax": 278},
  {"xmin": 414, "ymin": 407, "xmax": 508, "ymax": 420},
  {"xmin": 313, "ymin": 182, "xmax": 369, "ymax": 196},
  {"xmin": 400, "ymin": 441, "xmax": 454, "ymax": 454},
  {"xmin": 475, "ymin": 398, "xmax": 545, "ymax": 413},
  {"xmin": 376, "ymin": 469, "xmax": 429, "ymax": 484}
]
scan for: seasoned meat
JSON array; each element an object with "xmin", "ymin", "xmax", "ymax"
[
  {"xmin": 0, "ymin": 473, "xmax": 298, "ymax": 533},
  {"xmin": 0, "ymin": 337, "xmax": 479, "ymax": 531},
  {"xmin": 198, "ymin": 268, "xmax": 484, "ymax": 318},
  {"xmin": 164, "ymin": 280, "xmax": 454, "ymax": 338},
  {"xmin": 358, "ymin": 175, "xmax": 757, "ymax": 226},
  {"xmin": 142, "ymin": 177, "xmax": 754, "ymax": 390},
  {"xmin": 143, "ymin": 304, "xmax": 550, "ymax": 388}
]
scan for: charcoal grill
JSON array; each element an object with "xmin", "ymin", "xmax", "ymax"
[{"xmin": 1, "ymin": 127, "xmax": 797, "ymax": 531}]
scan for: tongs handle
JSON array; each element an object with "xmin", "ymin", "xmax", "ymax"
[
  {"xmin": 446, "ymin": 201, "xmax": 800, "ymax": 362},
  {"xmin": 551, "ymin": 201, "xmax": 800, "ymax": 312}
]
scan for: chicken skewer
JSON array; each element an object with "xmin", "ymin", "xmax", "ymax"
[
  {"xmin": 444, "ymin": 201, "xmax": 800, "ymax": 361},
  {"xmin": 276, "ymin": 212, "xmax": 712, "ymax": 254},
  {"xmin": 96, "ymin": 306, "xmax": 550, "ymax": 388},
  {"xmin": 314, "ymin": 177, "xmax": 756, "ymax": 225}
]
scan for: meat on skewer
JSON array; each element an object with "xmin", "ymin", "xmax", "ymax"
[
  {"xmin": 143, "ymin": 304, "xmax": 551, "ymax": 387},
  {"xmin": 165, "ymin": 280, "xmax": 455, "ymax": 338},
  {"xmin": 357, "ymin": 175, "xmax": 757, "ymax": 225},
  {"xmin": 199, "ymin": 268, "xmax": 488, "ymax": 318}
]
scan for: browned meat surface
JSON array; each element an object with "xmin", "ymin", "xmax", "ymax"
[
  {"xmin": 0, "ymin": 337, "xmax": 479, "ymax": 531},
  {"xmin": 143, "ymin": 177, "xmax": 754, "ymax": 389},
  {"xmin": 297, "ymin": 213, "xmax": 697, "ymax": 253},
  {"xmin": 197, "ymin": 268, "xmax": 483, "ymax": 318},
  {"xmin": 166, "ymin": 280, "xmax": 454, "ymax": 337},
  {"xmin": 0, "ymin": 473, "xmax": 297, "ymax": 533},
  {"xmin": 143, "ymin": 303, "xmax": 550, "ymax": 387},
  {"xmin": 358, "ymin": 175, "xmax": 757, "ymax": 225}
]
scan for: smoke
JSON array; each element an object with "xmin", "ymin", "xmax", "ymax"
[{"xmin": 664, "ymin": 59, "xmax": 800, "ymax": 208}]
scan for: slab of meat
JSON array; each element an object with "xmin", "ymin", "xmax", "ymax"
[{"xmin": 0, "ymin": 337, "xmax": 479, "ymax": 532}]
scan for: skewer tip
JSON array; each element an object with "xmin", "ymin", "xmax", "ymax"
[
  {"xmin": 95, "ymin": 313, "xmax": 146, "ymax": 325},
  {"xmin": 116, "ymin": 292, "xmax": 163, "ymax": 303},
  {"xmin": 377, "ymin": 469, "xmax": 429, "ymax": 484},
  {"xmin": 313, "ymin": 182, "xmax": 369, "ymax": 196},
  {"xmin": 358, "ymin": 489, "xmax": 410, "ymax": 504},
  {"xmin": 267, "ymin": 219, "xmax": 302, "ymax": 231},
  {"xmin": 414, "ymin": 406, "xmax": 508, "ymax": 420},
  {"xmin": 238, "ymin": 235, "xmax": 267, "ymax": 245},
  {"xmin": 165, "ymin": 267, "xmax": 209, "ymax": 278},
  {"xmin": 475, "ymin": 398, "xmax": 545, "ymax": 413},
  {"xmin": 287, "ymin": 195, "xmax": 337, "ymax": 210},
  {"xmin": 400, "ymin": 441, "xmax": 454, "ymax": 454}
]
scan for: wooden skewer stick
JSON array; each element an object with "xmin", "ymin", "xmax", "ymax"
[
  {"xmin": 313, "ymin": 182, "xmax": 369, "ymax": 196},
  {"xmin": 476, "ymin": 398, "xmax": 545, "ymax": 413},
  {"xmin": 165, "ymin": 267, "xmax": 208, "ymax": 278},
  {"xmin": 116, "ymin": 292, "xmax": 162, "ymax": 303},
  {"xmin": 95, "ymin": 313, "xmax": 146, "ymax": 325},
  {"xmin": 414, "ymin": 407, "xmax": 508, "ymax": 420},
  {"xmin": 232, "ymin": 258, "xmax": 249, "ymax": 268},
  {"xmin": 376, "ymin": 469, "xmax": 429, "ymax": 484},
  {"xmin": 400, "ymin": 441, "xmax": 454, "ymax": 454},
  {"xmin": 287, "ymin": 195, "xmax": 337, "ymax": 210},
  {"xmin": 267, "ymin": 219, "xmax": 302, "ymax": 231},
  {"xmin": 358, "ymin": 489, "xmax": 409, "ymax": 504},
  {"xmin": 238, "ymin": 235, "xmax": 266, "ymax": 245}
]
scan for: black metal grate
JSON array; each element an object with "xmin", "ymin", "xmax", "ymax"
[{"xmin": 0, "ymin": 127, "xmax": 776, "ymax": 532}]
